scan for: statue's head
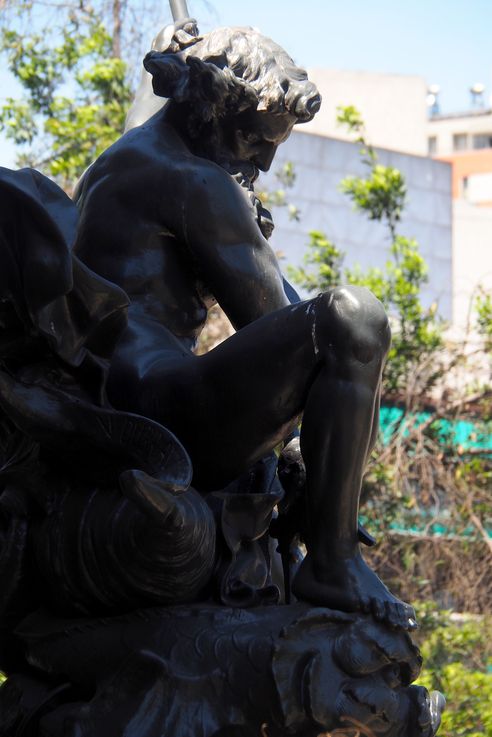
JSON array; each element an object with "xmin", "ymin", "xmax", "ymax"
[{"xmin": 143, "ymin": 25, "xmax": 321, "ymax": 170}]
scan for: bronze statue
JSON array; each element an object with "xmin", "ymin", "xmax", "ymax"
[
  {"xmin": 73, "ymin": 21, "xmax": 413, "ymax": 628},
  {"xmin": 0, "ymin": 15, "xmax": 444, "ymax": 737}
]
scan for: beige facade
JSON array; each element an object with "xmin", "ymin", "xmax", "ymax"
[
  {"xmin": 303, "ymin": 69, "xmax": 429, "ymax": 156},
  {"xmin": 452, "ymin": 200, "xmax": 492, "ymax": 332},
  {"xmin": 428, "ymin": 109, "xmax": 492, "ymax": 157},
  {"xmin": 296, "ymin": 70, "xmax": 491, "ymax": 332},
  {"xmin": 427, "ymin": 112, "xmax": 492, "ymax": 331}
]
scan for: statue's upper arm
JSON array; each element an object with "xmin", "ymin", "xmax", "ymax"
[
  {"xmin": 170, "ymin": 161, "xmax": 264, "ymax": 252},
  {"xmin": 161, "ymin": 159, "xmax": 289, "ymax": 327}
]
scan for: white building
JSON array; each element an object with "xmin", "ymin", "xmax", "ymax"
[
  {"xmin": 304, "ymin": 69, "xmax": 428, "ymax": 157},
  {"xmin": 428, "ymin": 108, "xmax": 492, "ymax": 157},
  {"xmin": 260, "ymin": 131, "xmax": 453, "ymax": 320},
  {"xmin": 262, "ymin": 69, "xmax": 492, "ymax": 333}
]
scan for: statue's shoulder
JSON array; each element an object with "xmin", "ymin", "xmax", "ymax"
[
  {"xmin": 78, "ymin": 119, "xmax": 218, "ymax": 192},
  {"xmin": 76, "ymin": 119, "xmax": 242, "ymax": 228},
  {"xmin": 86, "ymin": 128, "xmax": 163, "ymax": 182}
]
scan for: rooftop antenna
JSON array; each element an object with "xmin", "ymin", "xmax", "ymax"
[
  {"xmin": 470, "ymin": 82, "xmax": 485, "ymax": 108},
  {"xmin": 427, "ymin": 84, "xmax": 440, "ymax": 117}
]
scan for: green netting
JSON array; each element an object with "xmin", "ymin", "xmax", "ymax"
[{"xmin": 380, "ymin": 406, "xmax": 492, "ymax": 451}]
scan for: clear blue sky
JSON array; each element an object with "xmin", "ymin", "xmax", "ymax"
[
  {"xmin": 194, "ymin": 0, "xmax": 491, "ymax": 113},
  {"xmin": 1, "ymin": 0, "xmax": 491, "ymax": 165}
]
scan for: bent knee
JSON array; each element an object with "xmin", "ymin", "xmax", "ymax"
[{"xmin": 315, "ymin": 286, "xmax": 391, "ymax": 364}]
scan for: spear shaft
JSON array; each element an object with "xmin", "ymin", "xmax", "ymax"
[{"xmin": 169, "ymin": 0, "xmax": 190, "ymax": 22}]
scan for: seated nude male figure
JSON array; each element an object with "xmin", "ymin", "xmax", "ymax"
[{"xmin": 74, "ymin": 24, "xmax": 415, "ymax": 629}]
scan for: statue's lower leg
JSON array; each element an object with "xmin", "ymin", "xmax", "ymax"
[{"xmin": 292, "ymin": 287, "xmax": 416, "ymax": 630}]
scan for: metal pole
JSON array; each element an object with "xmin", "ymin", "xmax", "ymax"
[{"xmin": 169, "ymin": 0, "xmax": 190, "ymax": 21}]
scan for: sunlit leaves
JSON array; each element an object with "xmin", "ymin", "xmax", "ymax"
[
  {"xmin": 340, "ymin": 165, "xmax": 406, "ymax": 232},
  {"xmin": 416, "ymin": 610, "xmax": 492, "ymax": 737},
  {"xmin": 287, "ymin": 231, "xmax": 343, "ymax": 293},
  {"xmin": 0, "ymin": 12, "xmax": 131, "ymax": 188},
  {"xmin": 290, "ymin": 105, "xmax": 443, "ymax": 395}
]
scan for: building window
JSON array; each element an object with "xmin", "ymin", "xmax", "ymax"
[
  {"xmin": 453, "ymin": 133, "xmax": 468, "ymax": 151},
  {"xmin": 428, "ymin": 136, "xmax": 437, "ymax": 155},
  {"xmin": 472, "ymin": 133, "xmax": 492, "ymax": 149}
]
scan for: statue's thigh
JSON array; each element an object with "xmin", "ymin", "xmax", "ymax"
[{"xmin": 155, "ymin": 302, "xmax": 320, "ymax": 486}]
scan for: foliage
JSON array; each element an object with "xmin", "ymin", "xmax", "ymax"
[
  {"xmin": 0, "ymin": 0, "xmax": 163, "ymax": 70},
  {"xmin": 286, "ymin": 231, "xmax": 343, "ymax": 294},
  {"xmin": 289, "ymin": 106, "xmax": 492, "ymax": 613},
  {"xmin": 476, "ymin": 287, "xmax": 492, "ymax": 352},
  {"xmin": 289, "ymin": 107, "xmax": 444, "ymax": 396},
  {"xmin": 414, "ymin": 605, "xmax": 492, "ymax": 737},
  {"xmin": 337, "ymin": 105, "xmax": 406, "ymax": 234},
  {"xmin": 336, "ymin": 114, "xmax": 402, "ymax": 235},
  {"xmin": 346, "ymin": 235, "xmax": 442, "ymax": 394},
  {"xmin": 0, "ymin": 10, "xmax": 132, "ymax": 188},
  {"xmin": 257, "ymin": 161, "xmax": 301, "ymax": 222}
]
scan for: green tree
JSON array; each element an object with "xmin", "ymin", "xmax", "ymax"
[
  {"xmin": 0, "ymin": 9, "xmax": 132, "ymax": 189},
  {"xmin": 289, "ymin": 107, "xmax": 492, "ymax": 617},
  {"xmin": 476, "ymin": 287, "xmax": 492, "ymax": 353},
  {"xmin": 0, "ymin": 0, "xmax": 162, "ymax": 70},
  {"xmin": 415, "ymin": 605, "xmax": 492, "ymax": 737},
  {"xmin": 289, "ymin": 105, "xmax": 443, "ymax": 397},
  {"xmin": 257, "ymin": 161, "xmax": 301, "ymax": 222}
]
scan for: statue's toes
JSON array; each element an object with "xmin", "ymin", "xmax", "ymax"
[
  {"xmin": 400, "ymin": 602, "xmax": 418, "ymax": 630},
  {"xmin": 383, "ymin": 600, "xmax": 416, "ymax": 631}
]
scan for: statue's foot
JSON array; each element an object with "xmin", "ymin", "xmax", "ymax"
[{"xmin": 292, "ymin": 551, "xmax": 417, "ymax": 631}]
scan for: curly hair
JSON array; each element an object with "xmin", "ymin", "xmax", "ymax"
[{"xmin": 143, "ymin": 25, "xmax": 321, "ymax": 124}]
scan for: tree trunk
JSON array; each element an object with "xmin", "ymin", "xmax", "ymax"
[{"xmin": 112, "ymin": 0, "xmax": 122, "ymax": 58}]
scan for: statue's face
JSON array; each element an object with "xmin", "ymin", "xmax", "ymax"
[{"xmin": 224, "ymin": 108, "xmax": 296, "ymax": 172}]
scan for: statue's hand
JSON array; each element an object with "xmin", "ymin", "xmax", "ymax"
[
  {"xmin": 152, "ymin": 18, "xmax": 199, "ymax": 53},
  {"xmin": 175, "ymin": 18, "xmax": 199, "ymax": 36}
]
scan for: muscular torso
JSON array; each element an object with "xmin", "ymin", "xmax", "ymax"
[
  {"xmin": 74, "ymin": 116, "xmax": 224, "ymax": 349},
  {"xmin": 74, "ymin": 107, "xmax": 291, "ymax": 365}
]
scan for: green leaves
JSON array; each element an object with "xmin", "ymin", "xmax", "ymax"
[
  {"xmin": 475, "ymin": 287, "xmax": 492, "ymax": 350},
  {"xmin": 346, "ymin": 235, "xmax": 442, "ymax": 393},
  {"xmin": 416, "ymin": 611, "xmax": 492, "ymax": 737},
  {"xmin": 0, "ymin": 98, "xmax": 37, "ymax": 145},
  {"xmin": 287, "ymin": 231, "xmax": 344, "ymax": 293},
  {"xmin": 290, "ymin": 231, "xmax": 442, "ymax": 394},
  {"xmin": 290, "ymin": 105, "xmax": 443, "ymax": 396},
  {"xmin": 257, "ymin": 161, "xmax": 301, "ymax": 222},
  {"xmin": 337, "ymin": 104, "xmax": 406, "ymax": 234},
  {"xmin": 340, "ymin": 164, "xmax": 406, "ymax": 232},
  {"xmin": 0, "ymin": 12, "xmax": 131, "ymax": 189},
  {"xmin": 336, "ymin": 104, "xmax": 365, "ymax": 137},
  {"xmin": 1, "ymin": 29, "xmax": 62, "ymax": 112}
]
